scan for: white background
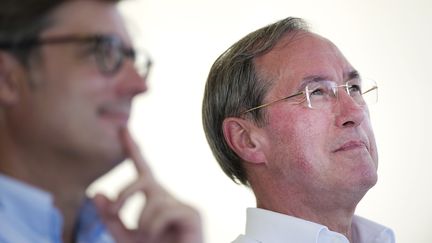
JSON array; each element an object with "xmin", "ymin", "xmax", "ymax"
[{"xmin": 89, "ymin": 0, "xmax": 432, "ymax": 242}]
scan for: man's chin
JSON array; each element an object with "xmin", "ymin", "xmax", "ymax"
[
  {"xmin": 88, "ymin": 155, "xmax": 126, "ymax": 184},
  {"xmin": 105, "ymin": 147, "xmax": 127, "ymax": 168},
  {"xmin": 350, "ymin": 172, "xmax": 378, "ymax": 196},
  {"xmin": 87, "ymin": 142, "xmax": 125, "ymax": 174}
]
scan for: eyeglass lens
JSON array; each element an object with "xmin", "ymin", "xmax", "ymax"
[
  {"xmin": 305, "ymin": 79, "xmax": 377, "ymax": 109},
  {"xmin": 93, "ymin": 36, "xmax": 151, "ymax": 78}
]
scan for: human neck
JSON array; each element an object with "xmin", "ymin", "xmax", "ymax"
[
  {"xmin": 252, "ymin": 179, "xmax": 366, "ymax": 242},
  {"xmin": 0, "ymin": 138, "xmax": 94, "ymax": 243}
]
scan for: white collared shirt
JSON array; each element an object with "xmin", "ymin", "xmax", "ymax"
[{"xmin": 232, "ymin": 208, "xmax": 395, "ymax": 243}]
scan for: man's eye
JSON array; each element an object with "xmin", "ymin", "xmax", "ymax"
[
  {"xmin": 77, "ymin": 38, "xmax": 105, "ymax": 56},
  {"xmin": 310, "ymin": 88, "xmax": 325, "ymax": 96},
  {"xmin": 349, "ymin": 84, "xmax": 362, "ymax": 93},
  {"xmin": 95, "ymin": 40, "xmax": 113, "ymax": 54},
  {"xmin": 76, "ymin": 41, "xmax": 100, "ymax": 59}
]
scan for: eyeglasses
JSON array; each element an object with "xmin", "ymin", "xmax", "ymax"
[
  {"xmin": 0, "ymin": 34, "xmax": 152, "ymax": 78},
  {"xmin": 241, "ymin": 78, "xmax": 378, "ymax": 114}
]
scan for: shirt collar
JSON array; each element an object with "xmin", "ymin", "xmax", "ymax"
[
  {"xmin": 245, "ymin": 208, "xmax": 349, "ymax": 243},
  {"xmin": 0, "ymin": 174, "xmax": 63, "ymax": 241},
  {"xmin": 352, "ymin": 215, "xmax": 395, "ymax": 243}
]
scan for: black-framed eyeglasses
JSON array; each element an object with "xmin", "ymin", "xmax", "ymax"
[
  {"xmin": 0, "ymin": 34, "xmax": 152, "ymax": 78},
  {"xmin": 241, "ymin": 78, "xmax": 378, "ymax": 115}
]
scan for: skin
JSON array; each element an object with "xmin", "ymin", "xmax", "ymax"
[
  {"xmin": 94, "ymin": 129, "xmax": 202, "ymax": 243},
  {"xmin": 0, "ymin": 1, "xmax": 202, "ymax": 242},
  {"xmin": 223, "ymin": 31, "xmax": 378, "ymax": 241}
]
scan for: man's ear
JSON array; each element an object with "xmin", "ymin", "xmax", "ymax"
[
  {"xmin": 0, "ymin": 52, "xmax": 21, "ymax": 105},
  {"xmin": 223, "ymin": 117, "xmax": 267, "ymax": 165}
]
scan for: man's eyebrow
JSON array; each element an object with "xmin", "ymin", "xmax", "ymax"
[
  {"xmin": 297, "ymin": 70, "xmax": 361, "ymax": 90},
  {"xmin": 297, "ymin": 75, "xmax": 331, "ymax": 90},
  {"xmin": 347, "ymin": 70, "xmax": 360, "ymax": 80}
]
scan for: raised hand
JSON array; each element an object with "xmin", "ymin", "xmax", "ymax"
[{"xmin": 93, "ymin": 128, "xmax": 203, "ymax": 243}]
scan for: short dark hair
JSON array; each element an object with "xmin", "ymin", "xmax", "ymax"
[
  {"xmin": 0, "ymin": 0, "xmax": 121, "ymax": 63},
  {"xmin": 202, "ymin": 17, "xmax": 309, "ymax": 186}
]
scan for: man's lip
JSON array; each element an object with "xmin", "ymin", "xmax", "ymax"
[
  {"xmin": 98, "ymin": 108, "xmax": 130, "ymax": 125},
  {"xmin": 333, "ymin": 140, "xmax": 367, "ymax": 152},
  {"xmin": 100, "ymin": 111, "xmax": 130, "ymax": 119}
]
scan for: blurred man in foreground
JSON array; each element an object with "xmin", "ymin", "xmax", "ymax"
[{"xmin": 0, "ymin": 0, "xmax": 202, "ymax": 242}]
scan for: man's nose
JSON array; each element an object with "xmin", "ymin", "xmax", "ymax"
[
  {"xmin": 115, "ymin": 60, "xmax": 148, "ymax": 97},
  {"xmin": 334, "ymin": 89, "xmax": 366, "ymax": 128}
]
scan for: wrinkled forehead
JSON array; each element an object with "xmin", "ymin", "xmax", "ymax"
[
  {"xmin": 254, "ymin": 31, "xmax": 355, "ymax": 91},
  {"xmin": 41, "ymin": 0, "xmax": 131, "ymax": 44}
]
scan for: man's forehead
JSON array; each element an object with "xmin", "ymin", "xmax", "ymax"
[
  {"xmin": 258, "ymin": 31, "xmax": 348, "ymax": 68},
  {"xmin": 273, "ymin": 31, "xmax": 338, "ymax": 57},
  {"xmin": 254, "ymin": 31, "xmax": 354, "ymax": 92},
  {"xmin": 40, "ymin": 0, "xmax": 129, "ymax": 40}
]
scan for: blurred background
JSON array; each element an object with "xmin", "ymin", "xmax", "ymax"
[{"xmin": 89, "ymin": 0, "xmax": 432, "ymax": 242}]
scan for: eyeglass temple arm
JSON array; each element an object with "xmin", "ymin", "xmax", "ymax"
[
  {"xmin": 241, "ymin": 92, "xmax": 304, "ymax": 115},
  {"xmin": 362, "ymin": 85, "xmax": 378, "ymax": 95}
]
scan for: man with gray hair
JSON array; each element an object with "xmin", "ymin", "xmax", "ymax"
[
  {"xmin": 0, "ymin": 0, "xmax": 202, "ymax": 242},
  {"xmin": 202, "ymin": 17, "xmax": 395, "ymax": 243}
]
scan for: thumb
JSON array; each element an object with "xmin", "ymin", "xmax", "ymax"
[
  {"xmin": 93, "ymin": 193, "xmax": 131, "ymax": 240},
  {"xmin": 93, "ymin": 193, "xmax": 115, "ymax": 216}
]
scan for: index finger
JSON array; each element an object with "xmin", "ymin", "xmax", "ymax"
[{"xmin": 120, "ymin": 127, "xmax": 154, "ymax": 180}]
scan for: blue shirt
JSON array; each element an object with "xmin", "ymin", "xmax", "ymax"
[
  {"xmin": 0, "ymin": 174, "xmax": 115, "ymax": 243},
  {"xmin": 233, "ymin": 208, "xmax": 395, "ymax": 243}
]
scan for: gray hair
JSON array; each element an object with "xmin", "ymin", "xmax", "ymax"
[{"xmin": 202, "ymin": 17, "xmax": 309, "ymax": 186}]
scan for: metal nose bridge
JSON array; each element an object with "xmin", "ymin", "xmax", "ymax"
[
  {"xmin": 330, "ymin": 83, "xmax": 350, "ymax": 97},
  {"xmin": 332, "ymin": 83, "xmax": 363, "ymax": 108},
  {"xmin": 326, "ymin": 84, "xmax": 361, "ymax": 107}
]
